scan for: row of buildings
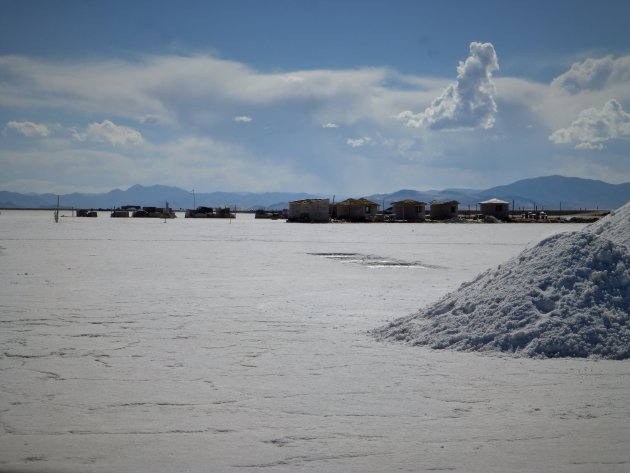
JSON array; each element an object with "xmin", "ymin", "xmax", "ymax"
[
  {"xmin": 108, "ymin": 204, "xmax": 235, "ymax": 219},
  {"xmin": 287, "ymin": 198, "xmax": 510, "ymax": 223}
]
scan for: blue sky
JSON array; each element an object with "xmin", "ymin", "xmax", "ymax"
[{"xmin": 1, "ymin": 0, "xmax": 629, "ymax": 194}]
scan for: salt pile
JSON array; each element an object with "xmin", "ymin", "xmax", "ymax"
[{"xmin": 376, "ymin": 202, "xmax": 630, "ymax": 359}]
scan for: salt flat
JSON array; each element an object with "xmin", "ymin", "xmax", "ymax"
[{"xmin": 1, "ymin": 211, "xmax": 628, "ymax": 473}]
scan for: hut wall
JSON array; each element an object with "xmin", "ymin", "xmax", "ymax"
[
  {"xmin": 393, "ymin": 202, "xmax": 425, "ymax": 221},
  {"xmin": 336, "ymin": 203, "xmax": 377, "ymax": 221},
  {"xmin": 480, "ymin": 202, "xmax": 509, "ymax": 220},
  {"xmin": 430, "ymin": 203, "xmax": 458, "ymax": 220},
  {"xmin": 288, "ymin": 199, "xmax": 330, "ymax": 222},
  {"xmin": 111, "ymin": 210, "xmax": 130, "ymax": 217}
]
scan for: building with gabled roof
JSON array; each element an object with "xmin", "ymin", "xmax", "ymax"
[
  {"xmin": 288, "ymin": 198, "xmax": 330, "ymax": 222},
  {"xmin": 392, "ymin": 199, "xmax": 426, "ymax": 221},
  {"xmin": 333, "ymin": 198, "xmax": 379, "ymax": 221},
  {"xmin": 479, "ymin": 198, "xmax": 510, "ymax": 220},
  {"xmin": 430, "ymin": 200, "xmax": 459, "ymax": 220}
]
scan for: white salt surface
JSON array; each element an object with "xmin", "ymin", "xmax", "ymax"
[
  {"xmin": 1, "ymin": 210, "xmax": 629, "ymax": 472},
  {"xmin": 377, "ymin": 203, "xmax": 630, "ymax": 359},
  {"xmin": 585, "ymin": 202, "xmax": 630, "ymax": 249}
]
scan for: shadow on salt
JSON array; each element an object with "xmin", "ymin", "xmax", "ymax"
[{"xmin": 308, "ymin": 252, "xmax": 435, "ymax": 269}]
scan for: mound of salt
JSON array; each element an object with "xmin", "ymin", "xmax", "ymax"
[
  {"xmin": 376, "ymin": 202, "xmax": 630, "ymax": 359},
  {"xmin": 584, "ymin": 203, "xmax": 630, "ymax": 249}
]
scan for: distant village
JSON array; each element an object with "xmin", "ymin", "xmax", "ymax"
[
  {"xmin": 69, "ymin": 197, "xmax": 607, "ymax": 223},
  {"xmin": 279, "ymin": 198, "xmax": 606, "ymax": 223}
]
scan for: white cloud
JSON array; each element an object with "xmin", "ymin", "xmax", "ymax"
[
  {"xmin": 551, "ymin": 55, "xmax": 630, "ymax": 94},
  {"xmin": 0, "ymin": 146, "xmax": 139, "ymax": 194},
  {"xmin": 71, "ymin": 120, "xmax": 144, "ymax": 146},
  {"xmin": 549, "ymin": 99, "xmax": 630, "ymax": 149},
  {"xmin": 399, "ymin": 42, "xmax": 499, "ymax": 131},
  {"xmin": 0, "ymin": 133, "xmax": 326, "ymax": 194},
  {"xmin": 3, "ymin": 49, "xmax": 630, "ymax": 192},
  {"xmin": 283, "ymin": 75, "xmax": 304, "ymax": 83},
  {"xmin": 575, "ymin": 142, "xmax": 605, "ymax": 150},
  {"xmin": 143, "ymin": 136, "xmax": 324, "ymax": 192},
  {"xmin": 6, "ymin": 120, "xmax": 50, "ymax": 137},
  {"xmin": 346, "ymin": 136, "xmax": 372, "ymax": 147},
  {"xmin": 233, "ymin": 115, "xmax": 253, "ymax": 123},
  {"xmin": 0, "ymin": 54, "xmax": 425, "ymax": 129}
]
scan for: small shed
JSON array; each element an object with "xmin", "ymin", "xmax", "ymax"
[
  {"xmin": 479, "ymin": 198, "xmax": 510, "ymax": 220},
  {"xmin": 392, "ymin": 200, "xmax": 426, "ymax": 221},
  {"xmin": 430, "ymin": 201, "xmax": 459, "ymax": 220},
  {"xmin": 288, "ymin": 198, "xmax": 330, "ymax": 222},
  {"xmin": 76, "ymin": 209, "xmax": 97, "ymax": 217},
  {"xmin": 111, "ymin": 210, "xmax": 129, "ymax": 218},
  {"xmin": 333, "ymin": 198, "xmax": 379, "ymax": 222}
]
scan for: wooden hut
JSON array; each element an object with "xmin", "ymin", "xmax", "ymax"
[
  {"xmin": 430, "ymin": 201, "xmax": 459, "ymax": 220},
  {"xmin": 110, "ymin": 210, "xmax": 129, "ymax": 218},
  {"xmin": 333, "ymin": 198, "xmax": 379, "ymax": 222},
  {"xmin": 479, "ymin": 198, "xmax": 510, "ymax": 220},
  {"xmin": 185, "ymin": 206, "xmax": 235, "ymax": 218},
  {"xmin": 132, "ymin": 204, "xmax": 176, "ymax": 219},
  {"xmin": 76, "ymin": 209, "xmax": 97, "ymax": 217},
  {"xmin": 287, "ymin": 198, "xmax": 330, "ymax": 222},
  {"xmin": 392, "ymin": 200, "xmax": 426, "ymax": 221}
]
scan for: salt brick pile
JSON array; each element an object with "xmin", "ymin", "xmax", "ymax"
[{"xmin": 376, "ymin": 202, "xmax": 630, "ymax": 359}]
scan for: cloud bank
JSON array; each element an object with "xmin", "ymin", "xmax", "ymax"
[
  {"xmin": 0, "ymin": 54, "xmax": 405, "ymax": 129},
  {"xmin": 1, "ymin": 48, "xmax": 630, "ymax": 193},
  {"xmin": 399, "ymin": 42, "xmax": 499, "ymax": 130},
  {"xmin": 552, "ymin": 55, "xmax": 630, "ymax": 94},
  {"xmin": 549, "ymin": 99, "xmax": 630, "ymax": 149}
]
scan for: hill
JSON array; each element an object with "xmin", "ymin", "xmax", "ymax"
[
  {"xmin": 479, "ymin": 175, "xmax": 630, "ymax": 210},
  {"xmin": 1, "ymin": 176, "xmax": 629, "ymax": 210},
  {"xmin": 365, "ymin": 175, "xmax": 630, "ymax": 211},
  {"xmin": 0, "ymin": 185, "xmax": 323, "ymax": 210}
]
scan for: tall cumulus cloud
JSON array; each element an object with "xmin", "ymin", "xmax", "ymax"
[{"xmin": 399, "ymin": 42, "xmax": 499, "ymax": 130}]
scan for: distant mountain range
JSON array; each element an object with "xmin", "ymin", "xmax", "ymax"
[
  {"xmin": 1, "ymin": 176, "xmax": 629, "ymax": 211},
  {"xmin": 366, "ymin": 175, "xmax": 630, "ymax": 211},
  {"xmin": 0, "ymin": 185, "xmax": 319, "ymax": 211}
]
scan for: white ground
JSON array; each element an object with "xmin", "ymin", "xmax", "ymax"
[{"xmin": 1, "ymin": 211, "xmax": 629, "ymax": 473}]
